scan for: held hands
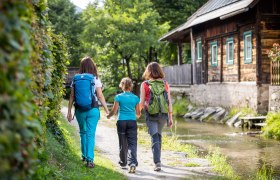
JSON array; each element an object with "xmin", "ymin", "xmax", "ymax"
[{"xmin": 168, "ymin": 119, "xmax": 173, "ymax": 128}]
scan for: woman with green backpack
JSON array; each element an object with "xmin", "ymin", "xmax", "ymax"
[
  {"xmin": 67, "ymin": 57, "xmax": 109, "ymax": 168},
  {"xmin": 139, "ymin": 62, "xmax": 173, "ymax": 171}
]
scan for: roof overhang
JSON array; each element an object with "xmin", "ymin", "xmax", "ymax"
[{"xmin": 160, "ymin": 0, "xmax": 256, "ymax": 42}]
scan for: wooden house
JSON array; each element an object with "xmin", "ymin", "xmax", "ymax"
[{"xmin": 160, "ymin": 0, "xmax": 280, "ymax": 113}]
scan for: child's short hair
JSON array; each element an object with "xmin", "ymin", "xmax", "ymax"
[{"xmin": 119, "ymin": 77, "xmax": 133, "ymax": 91}]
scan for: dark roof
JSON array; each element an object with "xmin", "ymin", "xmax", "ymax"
[{"xmin": 160, "ymin": 0, "xmax": 256, "ymax": 41}]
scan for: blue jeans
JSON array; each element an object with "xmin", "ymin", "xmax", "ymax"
[
  {"xmin": 146, "ymin": 113, "xmax": 166, "ymax": 164},
  {"xmin": 75, "ymin": 108, "xmax": 100, "ymax": 162}
]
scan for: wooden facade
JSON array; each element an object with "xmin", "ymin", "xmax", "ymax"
[
  {"xmin": 191, "ymin": 0, "xmax": 280, "ymax": 85},
  {"xmin": 161, "ymin": 0, "xmax": 280, "ymax": 86}
]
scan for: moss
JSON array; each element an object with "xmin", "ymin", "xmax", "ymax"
[{"xmin": 262, "ymin": 112, "xmax": 280, "ymax": 140}]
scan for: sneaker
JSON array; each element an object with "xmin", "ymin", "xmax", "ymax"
[
  {"xmin": 129, "ymin": 165, "xmax": 136, "ymax": 173},
  {"xmin": 154, "ymin": 162, "xmax": 161, "ymax": 171},
  {"xmin": 119, "ymin": 161, "xmax": 127, "ymax": 169},
  {"xmin": 81, "ymin": 157, "xmax": 86, "ymax": 162},
  {"xmin": 86, "ymin": 161, "xmax": 95, "ymax": 168}
]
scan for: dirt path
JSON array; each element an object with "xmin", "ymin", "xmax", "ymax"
[{"xmin": 61, "ymin": 107, "xmax": 217, "ymax": 179}]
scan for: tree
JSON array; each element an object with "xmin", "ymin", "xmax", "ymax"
[
  {"xmin": 150, "ymin": 0, "xmax": 207, "ymax": 65},
  {"xmin": 48, "ymin": 0, "xmax": 85, "ymax": 66},
  {"xmin": 82, "ymin": 0, "xmax": 169, "ymax": 86}
]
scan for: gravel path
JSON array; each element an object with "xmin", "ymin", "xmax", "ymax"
[{"xmin": 61, "ymin": 107, "xmax": 217, "ymax": 179}]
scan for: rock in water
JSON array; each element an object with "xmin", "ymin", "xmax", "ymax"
[
  {"xmin": 226, "ymin": 112, "xmax": 242, "ymax": 126},
  {"xmin": 199, "ymin": 107, "xmax": 216, "ymax": 121}
]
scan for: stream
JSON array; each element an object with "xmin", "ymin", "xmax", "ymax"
[{"xmin": 139, "ymin": 117, "xmax": 280, "ymax": 178}]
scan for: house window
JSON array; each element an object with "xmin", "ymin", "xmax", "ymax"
[
  {"xmin": 244, "ymin": 31, "xmax": 252, "ymax": 63},
  {"xmin": 210, "ymin": 41, "xmax": 218, "ymax": 66},
  {"xmin": 226, "ymin": 38, "xmax": 234, "ymax": 65},
  {"xmin": 196, "ymin": 39, "xmax": 202, "ymax": 62}
]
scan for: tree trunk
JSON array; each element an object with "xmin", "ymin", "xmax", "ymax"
[{"xmin": 126, "ymin": 57, "xmax": 132, "ymax": 79}]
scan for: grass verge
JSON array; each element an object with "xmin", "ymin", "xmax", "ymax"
[
  {"xmin": 206, "ymin": 147, "xmax": 240, "ymax": 180},
  {"xmin": 34, "ymin": 115, "xmax": 125, "ymax": 180}
]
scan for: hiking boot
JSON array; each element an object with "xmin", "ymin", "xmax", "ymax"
[
  {"xmin": 129, "ymin": 165, "xmax": 136, "ymax": 173},
  {"xmin": 154, "ymin": 162, "xmax": 161, "ymax": 171},
  {"xmin": 86, "ymin": 161, "xmax": 95, "ymax": 168}
]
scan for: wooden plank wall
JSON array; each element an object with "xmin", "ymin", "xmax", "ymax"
[
  {"xmin": 162, "ymin": 64, "xmax": 192, "ymax": 85},
  {"xmin": 222, "ymin": 35, "xmax": 239, "ymax": 82},
  {"xmin": 207, "ymin": 40, "xmax": 221, "ymax": 82},
  {"xmin": 239, "ymin": 26, "xmax": 257, "ymax": 82}
]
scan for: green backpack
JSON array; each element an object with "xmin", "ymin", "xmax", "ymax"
[{"xmin": 145, "ymin": 80, "xmax": 169, "ymax": 118}]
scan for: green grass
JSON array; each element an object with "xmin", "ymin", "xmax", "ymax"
[
  {"xmin": 206, "ymin": 147, "xmax": 240, "ymax": 180},
  {"xmin": 255, "ymin": 164, "xmax": 274, "ymax": 180},
  {"xmin": 184, "ymin": 163, "xmax": 200, "ymax": 167},
  {"xmin": 262, "ymin": 112, "xmax": 280, "ymax": 140},
  {"xmin": 34, "ymin": 115, "xmax": 125, "ymax": 180},
  {"xmin": 173, "ymin": 98, "xmax": 190, "ymax": 117}
]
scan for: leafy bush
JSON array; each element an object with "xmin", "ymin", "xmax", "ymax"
[
  {"xmin": 0, "ymin": 0, "xmax": 68, "ymax": 178},
  {"xmin": 262, "ymin": 112, "xmax": 280, "ymax": 140},
  {"xmin": 172, "ymin": 98, "xmax": 189, "ymax": 116},
  {"xmin": 103, "ymin": 87, "xmax": 120, "ymax": 104}
]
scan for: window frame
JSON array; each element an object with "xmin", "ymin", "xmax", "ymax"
[
  {"xmin": 244, "ymin": 31, "xmax": 252, "ymax": 64},
  {"xmin": 210, "ymin": 41, "xmax": 218, "ymax": 67},
  {"xmin": 226, "ymin": 37, "xmax": 234, "ymax": 65},
  {"xmin": 196, "ymin": 38, "xmax": 202, "ymax": 62}
]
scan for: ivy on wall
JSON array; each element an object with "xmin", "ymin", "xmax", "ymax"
[{"xmin": 0, "ymin": 0, "xmax": 68, "ymax": 178}]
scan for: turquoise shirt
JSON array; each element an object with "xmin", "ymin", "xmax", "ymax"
[{"xmin": 115, "ymin": 92, "xmax": 140, "ymax": 121}]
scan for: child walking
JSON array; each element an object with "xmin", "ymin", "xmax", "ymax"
[{"xmin": 107, "ymin": 78, "xmax": 140, "ymax": 173}]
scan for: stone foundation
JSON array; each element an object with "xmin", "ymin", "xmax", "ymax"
[
  {"xmin": 269, "ymin": 86, "xmax": 280, "ymax": 112},
  {"xmin": 170, "ymin": 82, "xmax": 269, "ymax": 113}
]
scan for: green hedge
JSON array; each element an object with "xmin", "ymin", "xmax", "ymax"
[
  {"xmin": 0, "ymin": 0, "xmax": 68, "ymax": 178},
  {"xmin": 263, "ymin": 112, "xmax": 280, "ymax": 140}
]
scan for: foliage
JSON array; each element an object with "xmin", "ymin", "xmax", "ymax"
[
  {"xmin": 173, "ymin": 98, "xmax": 189, "ymax": 117},
  {"xmin": 48, "ymin": 0, "xmax": 85, "ymax": 66},
  {"xmin": 103, "ymin": 87, "xmax": 120, "ymax": 104},
  {"xmin": 82, "ymin": 0, "xmax": 169, "ymax": 86},
  {"xmin": 150, "ymin": 0, "xmax": 207, "ymax": 65},
  {"xmin": 0, "ymin": 0, "xmax": 68, "ymax": 178},
  {"xmin": 184, "ymin": 163, "xmax": 200, "ymax": 167},
  {"xmin": 255, "ymin": 164, "xmax": 274, "ymax": 180},
  {"xmin": 0, "ymin": 0, "xmax": 43, "ymax": 177},
  {"xmin": 267, "ymin": 43, "xmax": 280, "ymax": 62},
  {"xmin": 262, "ymin": 112, "xmax": 280, "ymax": 140},
  {"xmin": 206, "ymin": 147, "xmax": 240, "ymax": 180},
  {"xmin": 46, "ymin": 33, "xmax": 69, "ymax": 144},
  {"xmin": 33, "ymin": 115, "xmax": 125, "ymax": 179}
]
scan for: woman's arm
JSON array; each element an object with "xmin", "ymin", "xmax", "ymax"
[
  {"xmin": 139, "ymin": 82, "xmax": 145, "ymax": 112},
  {"xmin": 67, "ymin": 88, "xmax": 74, "ymax": 122},
  {"xmin": 107, "ymin": 101, "xmax": 119, "ymax": 118},
  {"xmin": 96, "ymin": 87, "xmax": 109, "ymax": 114},
  {"xmin": 167, "ymin": 83, "xmax": 173, "ymax": 127},
  {"xmin": 136, "ymin": 104, "xmax": 141, "ymax": 119}
]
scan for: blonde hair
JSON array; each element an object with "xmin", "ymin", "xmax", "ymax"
[
  {"xmin": 119, "ymin": 77, "xmax": 133, "ymax": 91},
  {"xmin": 142, "ymin": 62, "xmax": 165, "ymax": 80}
]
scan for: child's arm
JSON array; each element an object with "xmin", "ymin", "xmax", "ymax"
[
  {"xmin": 107, "ymin": 101, "xmax": 119, "ymax": 119},
  {"xmin": 136, "ymin": 104, "xmax": 141, "ymax": 119}
]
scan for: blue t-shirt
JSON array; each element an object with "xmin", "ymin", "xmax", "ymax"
[{"xmin": 115, "ymin": 92, "xmax": 140, "ymax": 121}]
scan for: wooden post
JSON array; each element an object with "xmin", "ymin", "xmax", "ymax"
[
  {"xmin": 177, "ymin": 43, "xmax": 183, "ymax": 65},
  {"xmin": 237, "ymin": 28, "xmax": 241, "ymax": 82},
  {"xmin": 256, "ymin": 4, "xmax": 262, "ymax": 85},
  {"xmin": 190, "ymin": 28, "xmax": 196, "ymax": 84},
  {"xmin": 220, "ymin": 37, "xmax": 223, "ymax": 83}
]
